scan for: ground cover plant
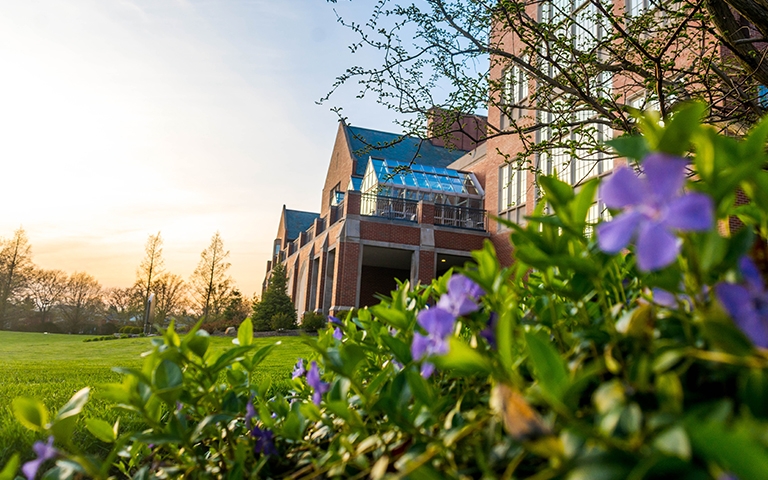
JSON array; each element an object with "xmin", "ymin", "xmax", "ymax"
[
  {"xmin": 4, "ymin": 103, "xmax": 768, "ymax": 479},
  {"xmin": 0, "ymin": 332, "xmax": 311, "ymax": 470}
]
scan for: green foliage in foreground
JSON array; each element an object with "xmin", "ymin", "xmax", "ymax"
[
  {"xmin": 6, "ymin": 104, "xmax": 768, "ymax": 479},
  {"xmin": 0, "ymin": 332, "xmax": 311, "ymax": 468}
]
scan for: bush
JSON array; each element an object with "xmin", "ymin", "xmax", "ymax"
[
  {"xmin": 7, "ymin": 105, "xmax": 768, "ymax": 480},
  {"xmin": 300, "ymin": 311, "xmax": 326, "ymax": 332},
  {"xmin": 118, "ymin": 326, "xmax": 142, "ymax": 335},
  {"xmin": 270, "ymin": 312, "xmax": 296, "ymax": 331}
]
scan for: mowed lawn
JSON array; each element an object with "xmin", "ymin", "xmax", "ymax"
[{"xmin": 0, "ymin": 331, "xmax": 313, "ymax": 465}]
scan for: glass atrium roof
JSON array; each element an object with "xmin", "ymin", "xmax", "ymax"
[{"xmin": 362, "ymin": 158, "xmax": 483, "ymax": 198}]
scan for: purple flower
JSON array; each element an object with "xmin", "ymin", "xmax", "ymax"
[
  {"xmin": 437, "ymin": 274, "xmax": 485, "ymax": 317},
  {"xmin": 245, "ymin": 400, "xmax": 256, "ymax": 429},
  {"xmin": 596, "ymin": 153, "xmax": 714, "ymax": 271},
  {"xmin": 251, "ymin": 426, "xmax": 278, "ymax": 456},
  {"xmin": 292, "ymin": 358, "xmax": 306, "ymax": 379},
  {"xmin": 328, "ymin": 315, "xmax": 342, "ymax": 326},
  {"xmin": 22, "ymin": 436, "xmax": 57, "ymax": 480},
  {"xmin": 716, "ymin": 257, "xmax": 768, "ymax": 348},
  {"xmin": 333, "ymin": 327, "xmax": 343, "ymax": 341},
  {"xmin": 480, "ymin": 313, "xmax": 498, "ymax": 348},
  {"xmin": 306, "ymin": 361, "xmax": 329, "ymax": 405},
  {"xmin": 411, "ymin": 307, "xmax": 455, "ymax": 378}
]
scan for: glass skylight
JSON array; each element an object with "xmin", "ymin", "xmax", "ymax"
[{"xmin": 362, "ymin": 158, "xmax": 484, "ymax": 199}]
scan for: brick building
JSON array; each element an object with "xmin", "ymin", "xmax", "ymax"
[{"xmin": 263, "ymin": 122, "xmax": 492, "ymax": 318}]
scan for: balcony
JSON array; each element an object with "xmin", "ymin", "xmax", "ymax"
[
  {"xmin": 434, "ymin": 204, "xmax": 487, "ymax": 231},
  {"xmin": 360, "ymin": 193, "xmax": 418, "ymax": 222}
]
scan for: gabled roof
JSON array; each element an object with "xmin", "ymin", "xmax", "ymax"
[
  {"xmin": 284, "ymin": 209, "xmax": 320, "ymax": 241},
  {"xmin": 345, "ymin": 125, "xmax": 468, "ymax": 177}
]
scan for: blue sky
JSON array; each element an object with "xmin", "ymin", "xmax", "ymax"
[{"xmin": 0, "ymin": 0, "xmax": 401, "ymax": 296}]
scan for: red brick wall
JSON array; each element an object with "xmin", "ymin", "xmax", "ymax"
[
  {"xmin": 418, "ymin": 250, "xmax": 436, "ymax": 284},
  {"xmin": 434, "ymin": 229, "xmax": 487, "ymax": 251},
  {"xmin": 360, "ymin": 222, "xmax": 421, "ymax": 245},
  {"xmin": 321, "ymin": 123, "xmax": 358, "ymax": 218},
  {"xmin": 333, "ymin": 241, "xmax": 360, "ymax": 308}
]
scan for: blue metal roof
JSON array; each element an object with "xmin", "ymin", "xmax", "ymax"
[
  {"xmin": 346, "ymin": 125, "xmax": 467, "ymax": 176},
  {"xmin": 284, "ymin": 209, "xmax": 319, "ymax": 241}
]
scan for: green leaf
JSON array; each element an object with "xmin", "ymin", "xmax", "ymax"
[
  {"xmin": 152, "ymin": 360, "xmax": 183, "ymax": 404},
  {"xmin": 12, "ymin": 397, "xmax": 49, "ymax": 431},
  {"xmin": 86, "ymin": 418, "xmax": 117, "ymax": 443},
  {"xmin": 433, "ymin": 338, "xmax": 492, "ymax": 376},
  {"xmin": 369, "ymin": 304, "xmax": 409, "ymax": 330},
  {"xmin": 186, "ymin": 329, "xmax": 210, "ymax": 358},
  {"xmin": 208, "ymin": 346, "xmax": 255, "ymax": 373},
  {"xmin": 0, "ymin": 454, "xmax": 19, "ymax": 480},
  {"xmin": 700, "ymin": 318, "xmax": 754, "ymax": 356},
  {"xmin": 55, "ymin": 387, "xmax": 90, "ymax": 423},
  {"xmin": 607, "ymin": 134, "xmax": 649, "ymax": 161},
  {"xmin": 656, "ymin": 102, "xmax": 707, "ymax": 155},
  {"xmin": 237, "ymin": 317, "xmax": 253, "ymax": 347},
  {"xmin": 539, "ymin": 175, "xmax": 574, "ymax": 207},
  {"xmin": 571, "ymin": 178, "xmax": 599, "ymax": 228},
  {"xmin": 686, "ymin": 416, "xmax": 768, "ymax": 479},
  {"xmin": 525, "ymin": 331, "xmax": 569, "ymax": 403}
]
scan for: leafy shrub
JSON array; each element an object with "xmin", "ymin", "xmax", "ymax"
[
  {"xmin": 118, "ymin": 326, "xmax": 142, "ymax": 335},
  {"xmin": 6, "ymin": 105, "xmax": 768, "ymax": 480},
  {"xmin": 300, "ymin": 312, "xmax": 326, "ymax": 332},
  {"xmin": 270, "ymin": 312, "xmax": 296, "ymax": 331}
]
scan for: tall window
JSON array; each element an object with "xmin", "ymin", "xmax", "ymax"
[
  {"xmin": 500, "ymin": 59, "xmax": 529, "ymax": 129},
  {"xmin": 499, "ymin": 163, "xmax": 528, "ymax": 226},
  {"xmin": 626, "ymin": 0, "xmax": 650, "ymax": 17}
]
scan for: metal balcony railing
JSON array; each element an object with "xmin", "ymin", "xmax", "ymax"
[
  {"xmin": 434, "ymin": 204, "xmax": 487, "ymax": 231},
  {"xmin": 361, "ymin": 193, "xmax": 418, "ymax": 222}
]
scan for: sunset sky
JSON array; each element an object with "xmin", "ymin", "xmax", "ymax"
[{"xmin": 0, "ymin": 0, "xmax": 398, "ymax": 296}]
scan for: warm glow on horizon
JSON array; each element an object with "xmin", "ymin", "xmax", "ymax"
[{"xmin": 0, "ymin": 1, "xmax": 397, "ymax": 295}]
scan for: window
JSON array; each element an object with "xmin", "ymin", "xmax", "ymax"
[
  {"xmin": 500, "ymin": 59, "xmax": 530, "ymax": 129},
  {"xmin": 626, "ymin": 0, "xmax": 649, "ymax": 17},
  {"xmin": 499, "ymin": 163, "xmax": 528, "ymax": 226}
]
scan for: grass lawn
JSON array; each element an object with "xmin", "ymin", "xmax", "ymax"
[{"xmin": 0, "ymin": 331, "xmax": 313, "ymax": 465}]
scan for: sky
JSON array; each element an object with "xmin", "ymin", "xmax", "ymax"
[{"xmin": 0, "ymin": 0, "xmax": 401, "ymax": 297}]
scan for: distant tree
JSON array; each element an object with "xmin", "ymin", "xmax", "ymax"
[
  {"xmin": 104, "ymin": 286, "xmax": 141, "ymax": 324},
  {"xmin": 60, "ymin": 272, "xmax": 103, "ymax": 334},
  {"xmin": 136, "ymin": 232, "xmax": 164, "ymax": 331},
  {"xmin": 152, "ymin": 273, "xmax": 188, "ymax": 324},
  {"xmin": 0, "ymin": 228, "xmax": 34, "ymax": 329},
  {"xmin": 222, "ymin": 289, "xmax": 250, "ymax": 324},
  {"xmin": 27, "ymin": 269, "xmax": 67, "ymax": 324},
  {"xmin": 252, "ymin": 263, "xmax": 296, "ymax": 331},
  {"xmin": 189, "ymin": 232, "xmax": 233, "ymax": 322}
]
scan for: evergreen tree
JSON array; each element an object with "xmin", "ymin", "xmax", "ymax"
[{"xmin": 252, "ymin": 263, "xmax": 296, "ymax": 331}]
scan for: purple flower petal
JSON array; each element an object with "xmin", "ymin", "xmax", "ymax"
[
  {"xmin": 333, "ymin": 327, "xmax": 343, "ymax": 341},
  {"xmin": 636, "ymin": 220, "xmax": 679, "ymax": 271},
  {"xmin": 306, "ymin": 361, "xmax": 329, "ymax": 405},
  {"xmin": 420, "ymin": 362, "xmax": 435, "ymax": 378},
  {"xmin": 740, "ymin": 257, "xmax": 764, "ymax": 291},
  {"xmin": 642, "ymin": 153, "xmax": 689, "ymax": 203},
  {"xmin": 652, "ymin": 288, "xmax": 678, "ymax": 308},
  {"xmin": 597, "ymin": 211, "xmax": 643, "ymax": 253},
  {"xmin": 245, "ymin": 401, "xmax": 256, "ymax": 429},
  {"xmin": 601, "ymin": 167, "xmax": 645, "ymax": 209},
  {"xmin": 715, "ymin": 282, "xmax": 768, "ymax": 348},
  {"xmin": 23, "ymin": 437, "xmax": 56, "ymax": 480},
  {"xmin": 663, "ymin": 193, "xmax": 713, "ymax": 231},
  {"xmin": 437, "ymin": 275, "xmax": 484, "ymax": 317},
  {"xmin": 292, "ymin": 359, "xmax": 306, "ymax": 379},
  {"xmin": 417, "ymin": 307, "xmax": 456, "ymax": 338},
  {"xmin": 411, "ymin": 333, "xmax": 430, "ymax": 360}
]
